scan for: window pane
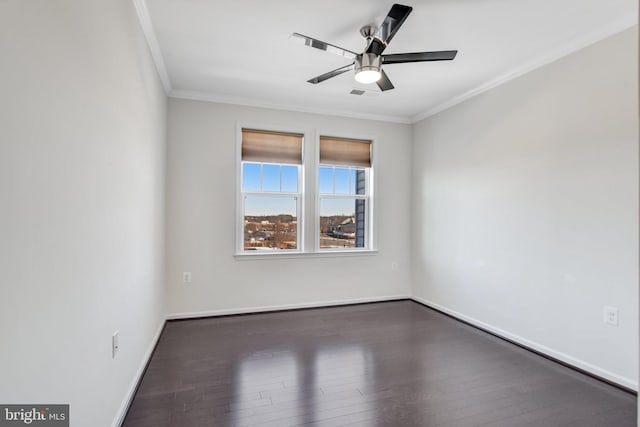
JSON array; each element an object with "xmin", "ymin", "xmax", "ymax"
[
  {"xmin": 319, "ymin": 198, "xmax": 366, "ymax": 249},
  {"xmin": 319, "ymin": 166, "xmax": 333, "ymax": 194},
  {"xmin": 262, "ymin": 164, "xmax": 280, "ymax": 192},
  {"xmin": 349, "ymin": 168, "xmax": 356, "ymax": 194},
  {"xmin": 281, "ymin": 165, "xmax": 298, "ymax": 192},
  {"xmin": 242, "ymin": 163, "xmax": 261, "ymax": 192},
  {"xmin": 334, "ymin": 168, "xmax": 349, "ymax": 194},
  {"xmin": 244, "ymin": 196, "xmax": 297, "ymax": 250}
]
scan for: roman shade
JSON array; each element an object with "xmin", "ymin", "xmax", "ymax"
[
  {"xmin": 242, "ymin": 129, "xmax": 303, "ymax": 165},
  {"xmin": 319, "ymin": 136, "xmax": 371, "ymax": 167}
]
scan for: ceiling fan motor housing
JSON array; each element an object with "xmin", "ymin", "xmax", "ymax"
[{"xmin": 356, "ymin": 53, "xmax": 381, "ymax": 75}]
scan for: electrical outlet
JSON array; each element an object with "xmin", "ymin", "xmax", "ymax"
[
  {"xmin": 183, "ymin": 272, "xmax": 192, "ymax": 284},
  {"xmin": 391, "ymin": 261, "xmax": 398, "ymax": 271},
  {"xmin": 603, "ymin": 306, "xmax": 619, "ymax": 326},
  {"xmin": 112, "ymin": 331, "xmax": 119, "ymax": 358}
]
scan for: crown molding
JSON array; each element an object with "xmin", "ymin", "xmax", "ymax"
[
  {"xmin": 132, "ymin": 0, "xmax": 635, "ymax": 125},
  {"xmin": 132, "ymin": 0, "xmax": 172, "ymax": 94},
  {"xmin": 169, "ymin": 89, "xmax": 413, "ymax": 124},
  {"xmin": 411, "ymin": 16, "xmax": 638, "ymax": 124}
]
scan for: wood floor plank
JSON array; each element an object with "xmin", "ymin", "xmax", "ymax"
[{"xmin": 122, "ymin": 301, "xmax": 636, "ymax": 427}]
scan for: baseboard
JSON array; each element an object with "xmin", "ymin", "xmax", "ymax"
[
  {"xmin": 112, "ymin": 318, "xmax": 166, "ymax": 427},
  {"xmin": 166, "ymin": 295, "xmax": 411, "ymax": 320},
  {"xmin": 411, "ymin": 296, "xmax": 637, "ymax": 393}
]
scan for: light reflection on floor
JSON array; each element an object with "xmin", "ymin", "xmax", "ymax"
[{"xmin": 230, "ymin": 345, "xmax": 370, "ymax": 425}]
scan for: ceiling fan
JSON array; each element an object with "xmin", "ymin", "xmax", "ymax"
[{"xmin": 291, "ymin": 3, "xmax": 457, "ymax": 92}]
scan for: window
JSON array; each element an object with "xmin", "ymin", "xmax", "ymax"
[
  {"xmin": 240, "ymin": 129, "xmax": 303, "ymax": 252},
  {"xmin": 237, "ymin": 128, "xmax": 374, "ymax": 255},
  {"xmin": 318, "ymin": 136, "xmax": 372, "ymax": 250}
]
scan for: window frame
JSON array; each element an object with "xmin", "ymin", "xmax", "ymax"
[
  {"xmin": 235, "ymin": 124, "xmax": 376, "ymax": 257},
  {"xmin": 315, "ymin": 134, "xmax": 375, "ymax": 253},
  {"xmin": 241, "ymin": 162, "xmax": 303, "ymax": 252},
  {"xmin": 236, "ymin": 124, "xmax": 306, "ymax": 255}
]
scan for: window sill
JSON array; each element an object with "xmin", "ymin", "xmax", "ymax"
[{"xmin": 234, "ymin": 249, "xmax": 378, "ymax": 260}]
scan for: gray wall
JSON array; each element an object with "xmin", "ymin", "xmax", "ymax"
[
  {"xmin": 411, "ymin": 27, "xmax": 638, "ymax": 388},
  {"xmin": 0, "ymin": 1, "xmax": 167, "ymax": 426},
  {"xmin": 165, "ymin": 99, "xmax": 412, "ymax": 317}
]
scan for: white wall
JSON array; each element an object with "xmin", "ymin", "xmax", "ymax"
[
  {"xmin": 0, "ymin": 1, "xmax": 167, "ymax": 426},
  {"xmin": 165, "ymin": 99, "xmax": 412, "ymax": 317},
  {"xmin": 411, "ymin": 27, "xmax": 638, "ymax": 389}
]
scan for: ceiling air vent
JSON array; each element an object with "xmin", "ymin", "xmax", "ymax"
[{"xmin": 350, "ymin": 88, "xmax": 380, "ymax": 97}]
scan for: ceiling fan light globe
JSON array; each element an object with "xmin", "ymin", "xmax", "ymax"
[{"xmin": 355, "ymin": 69, "xmax": 381, "ymax": 84}]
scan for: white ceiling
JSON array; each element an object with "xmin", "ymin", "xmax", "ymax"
[{"xmin": 138, "ymin": 0, "xmax": 637, "ymax": 123}]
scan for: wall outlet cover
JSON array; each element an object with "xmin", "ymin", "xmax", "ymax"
[{"xmin": 603, "ymin": 306, "xmax": 619, "ymax": 326}]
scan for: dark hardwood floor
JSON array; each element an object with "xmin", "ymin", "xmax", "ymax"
[{"xmin": 122, "ymin": 301, "xmax": 636, "ymax": 427}]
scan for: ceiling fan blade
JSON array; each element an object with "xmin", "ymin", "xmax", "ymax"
[
  {"xmin": 376, "ymin": 69, "xmax": 394, "ymax": 91},
  {"xmin": 291, "ymin": 33, "xmax": 357, "ymax": 60},
  {"xmin": 308, "ymin": 64, "xmax": 354, "ymax": 84},
  {"xmin": 366, "ymin": 4, "xmax": 413, "ymax": 56},
  {"xmin": 382, "ymin": 50, "xmax": 458, "ymax": 64},
  {"xmin": 378, "ymin": 4, "xmax": 413, "ymax": 45}
]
